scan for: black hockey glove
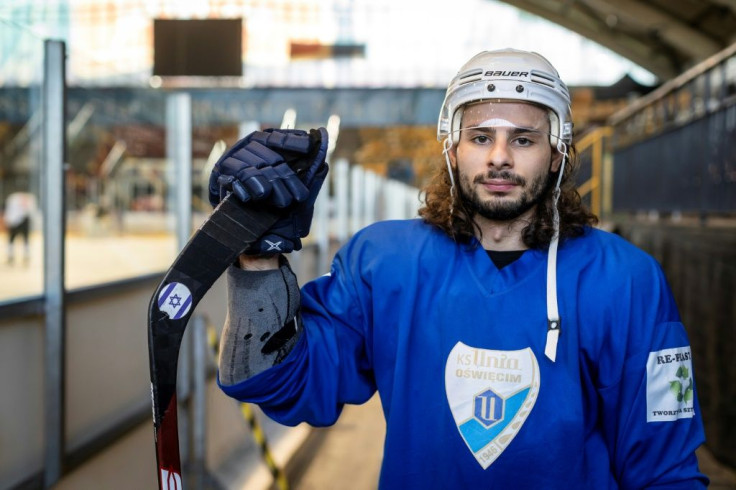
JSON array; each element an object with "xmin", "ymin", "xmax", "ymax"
[{"xmin": 208, "ymin": 127, "xmax": 329, "ymax": 254}]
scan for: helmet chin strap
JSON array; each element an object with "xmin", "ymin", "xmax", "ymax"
[
  {"xmin": 544, "ymin": 142, "xmax": 567, "ymax": 362},
  {"xmin": 443, "ymin": 137, "xmax": 457, "ymax": 219}
]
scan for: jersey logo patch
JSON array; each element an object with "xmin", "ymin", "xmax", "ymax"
[
  {"xmin": 646, "ymin": 346, "xmax": 695, "ymax": 422},
  {"xmin": 445, "ymin": 342, "xmax": 540, "ymax": 469}
]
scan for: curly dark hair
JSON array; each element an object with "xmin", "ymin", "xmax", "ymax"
[{"xmin": 418, "ymin": 144, "xmax": 598, "ymax": 249}]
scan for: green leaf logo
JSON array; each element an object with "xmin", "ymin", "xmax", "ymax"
[
  {"xmin": 684, "ymin": 378, "xmax": 694, "ymax": 403},
  {"xmin": 670, "ymin": 365, "xmax": 693, "ymax": 403},
  {"xmin": 669, "ymin": 380, "xmax": 682, "ymax": 397},
  {"xmin": 684, "ymin": 386, "xmax": 693, "ymax": 402}
]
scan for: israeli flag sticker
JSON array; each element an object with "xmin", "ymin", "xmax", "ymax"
[
  {"xmin": 157, "ymin": 282, "xmax": 193, "ymax": 320},
  {"xmin": 445, "ymin": 342, "xmax": 540, "ymax": 469}
]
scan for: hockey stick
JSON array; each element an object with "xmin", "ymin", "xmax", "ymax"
[{"xmin": 148, "ymin": 193, "xmax": 279, "ymax": 490}]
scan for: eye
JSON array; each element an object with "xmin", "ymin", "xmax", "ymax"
[
  {"xmin": 470, "ymin": 134, "xmax": 491, "ymax": 144},
  {"xmin": 512, "ymin": 136, "xmax": 535, "ymax": 147}
]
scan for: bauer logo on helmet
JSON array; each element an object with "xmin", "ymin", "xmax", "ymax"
[{"xmin": 484, "ymin": 71, "xmax": 529, "ymax": 77}]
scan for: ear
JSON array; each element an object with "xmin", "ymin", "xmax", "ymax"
[
  {"xmin": 550, "ymin": 147, "xmax": 564, "ymax": 173},
  {"xmin": 447, "ymin": 145, "xmax": 458, "ymax": 169}
]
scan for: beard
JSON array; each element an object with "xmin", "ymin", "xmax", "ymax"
[{"xmin": 458, "ymin": 169, "xmax": 551, "ymax": 222}]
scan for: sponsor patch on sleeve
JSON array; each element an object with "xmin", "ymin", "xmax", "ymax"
[{"xmin": 646, "ymin": 346, "xmax": 695, "ymax": 422}]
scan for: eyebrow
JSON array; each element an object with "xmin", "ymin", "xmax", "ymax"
[{"xmin": 463, "ymin": 126, "xmax": 543, "ymax": 135}]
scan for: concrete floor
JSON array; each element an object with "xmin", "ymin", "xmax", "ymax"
[{"xmin": 291, "ymin": 395, "xmax": 385, "ymax": 490}]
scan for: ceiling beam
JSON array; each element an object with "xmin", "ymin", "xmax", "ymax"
[
  {"xmin": 498, "ymin": 0, "xmax": 679, "ymax": 79},
  {"xmin": 709, "ymin": 0, "xmax": 736, "ymax": 15},
  {"xmin": 581, "ymin": 0, "xmax": 722, "ymax": 59}
]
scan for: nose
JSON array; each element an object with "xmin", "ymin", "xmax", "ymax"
[{"xmin": 487, "ymin": 138, "xmax": 512, "ymax": 169}]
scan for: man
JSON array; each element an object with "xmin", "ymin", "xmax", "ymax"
[
  {"xmin": 4, "ymin": 190, "xmax": 36, "ymax": 265},
  {"xmin": 209, "ymin": 49, "xmax": 708, "ymax": 488}
]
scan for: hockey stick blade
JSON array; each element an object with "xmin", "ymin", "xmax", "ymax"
[{"xmin": 148, "ymin": 193, "xmax": 279, "ymax": 490}]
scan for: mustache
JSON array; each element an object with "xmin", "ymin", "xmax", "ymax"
[{"xmin": 472, "ymin": 170, "xmax": 526, "ymax": 186}]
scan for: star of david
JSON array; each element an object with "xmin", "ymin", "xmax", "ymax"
[
  {"xmin": 265, "ymin": 240, "xmax": 283, "ymax": 251},
  {"xmin": 168, "ymin": 294, "xmax": 182, "ymax": 307}
]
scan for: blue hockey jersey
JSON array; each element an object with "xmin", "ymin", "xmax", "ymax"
[{"xmin": 219, "ymin": 220, "xmax": 708, "ymax": 489}]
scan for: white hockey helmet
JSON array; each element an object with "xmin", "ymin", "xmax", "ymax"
[{"xmin": 437, "ymin": 49, "xmax": 573, "ymax": 152}]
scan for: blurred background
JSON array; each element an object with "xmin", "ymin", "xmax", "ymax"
[{"xmin": 1, "ymin": 0, "xmax": 734, "ymax": 489}]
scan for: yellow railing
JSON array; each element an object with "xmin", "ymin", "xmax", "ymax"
[{"xmin": 575, "ymin": 126, "xmax": 613, "ymax": 219}]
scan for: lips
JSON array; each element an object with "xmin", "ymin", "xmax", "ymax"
[
  {"xmin": 475, "ymin": 173, "xmax": 525, "ymax": 193},
  {"xmin": 481, "ymin": 180, "xmax": 517, "ymax": 192}
]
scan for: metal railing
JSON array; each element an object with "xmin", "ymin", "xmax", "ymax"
[
  {"xmin": 573, "ymin": 42, "xmax": 736, "ymax": 220},
  {"xmin": 576, "ymin": 126, "xmax": 613, "ymax": 219},
  {"xmin": 607, "ymin": 42, "xmax": 736, "ymax": 215}
]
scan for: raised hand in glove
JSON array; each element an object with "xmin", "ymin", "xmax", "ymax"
[{"xmin": 208, "ymin": 127, "xmax": 329, "ymax": 254}]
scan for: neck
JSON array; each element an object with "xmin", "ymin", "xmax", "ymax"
[{"xmin": 472, "ymin": 207, "xmax": 535, "ymax": 251}]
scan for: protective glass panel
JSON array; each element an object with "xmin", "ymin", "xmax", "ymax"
[
  {"xmin": 0, "ymin": 22, "xmax": 44, "ymax": 301},
  {"xmin": 64, "ymin": 88, "xmax": 178, "ymax": 290}
]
